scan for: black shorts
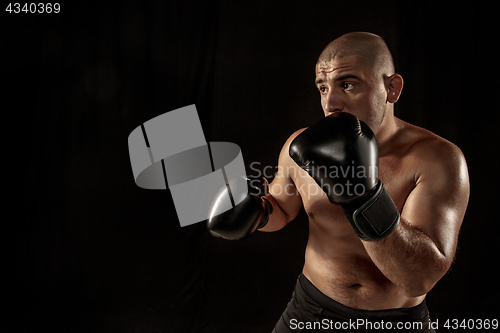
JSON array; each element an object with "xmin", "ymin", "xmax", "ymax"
[{"xmin": 272, "ymin": 274, "xmax": 436, "ymax": 333}]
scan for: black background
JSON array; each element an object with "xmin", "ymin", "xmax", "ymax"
[{"xmin": 2, "ymin": 1, "xmax": 498, "ymax": 332}]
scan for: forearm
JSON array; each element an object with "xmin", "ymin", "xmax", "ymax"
[{"xmin": 362, "ymin": 218, "xmax": 450, "ymax": 297}]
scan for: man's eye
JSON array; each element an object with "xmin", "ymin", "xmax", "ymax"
[
  {"xmin": 343, "ymin": 82, "xmax": 354, "ymax": 91},
  {"xmin": 319, "ymin": 86, "xmax": 327, "ymax": 95}
]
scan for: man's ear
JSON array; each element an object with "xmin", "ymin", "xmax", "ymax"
[{"xmin": 386, "ymin": 74, "xmax": 404, "ymax": 103}]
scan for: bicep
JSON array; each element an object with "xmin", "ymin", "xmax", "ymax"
[
  {"xmin": 401, "ymin": 148, "xmax": 470, "ymax": 259},
  {"xmin": 268, "ymin": 161, "xmax": 303, "ymax": 222}
]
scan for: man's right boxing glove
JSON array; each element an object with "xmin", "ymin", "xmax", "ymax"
[
  {"xmin": 289, "ymin": 112, "xmax": 400, "ymax": 241},
  {"xmin": 207, "ymin": 176, "xmax": 273, "ymax": 240}
]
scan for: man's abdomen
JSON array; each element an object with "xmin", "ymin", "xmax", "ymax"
[{"xmin": 303, "ymin": 222, "xmax": 425, "ymax": 310}]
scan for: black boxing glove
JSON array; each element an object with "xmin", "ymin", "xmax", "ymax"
[
  {"xmin": 289, "ymin": 112, "xmax": 399, "ymax": 241},
  {"xmin": 207, "ymin": 176, "xmax": 273, "ymax": 240}
]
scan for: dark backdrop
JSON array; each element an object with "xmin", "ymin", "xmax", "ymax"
[{"xmin": 3, "ymin": 1, "xmax": 498, "ymax": 332}]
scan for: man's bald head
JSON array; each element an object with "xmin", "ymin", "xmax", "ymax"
[
  {"xmin": 314, "ymin": 32, "xmax": 403, "ymax": 132},
  {"xmin": 317, "ymin": 32, "xmax": 395, "ymax": 80}
]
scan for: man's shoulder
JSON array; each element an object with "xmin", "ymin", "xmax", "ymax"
[
  {"xmin": 279, "ymin": 127, "xmax": 307, "ymax": 157},
  {"xmin": 273, "ymin": 127, "xmax": 307, "ymax": 171},
  {"xmin": 288, "ymin": 127, "xmax": 308, "ymax": 142},
  {"xmin": 397, "ymin": 119, "xmax": 467, "ymax": 176}
]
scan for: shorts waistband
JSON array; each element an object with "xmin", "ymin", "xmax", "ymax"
[{"xmin": 298, "ymin": 273, "xmax": 430, "ymax": 322}]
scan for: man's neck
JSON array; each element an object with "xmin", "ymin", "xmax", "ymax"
[{"xmin": 375, "ymin": 109, "xmax": 400, "ymax": 156}]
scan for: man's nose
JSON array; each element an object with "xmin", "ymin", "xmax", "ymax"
[{"xmin": 323, "ymin": 91, "xmax": 344, "ymax": 115}]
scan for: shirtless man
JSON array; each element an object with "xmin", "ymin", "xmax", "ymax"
[{"xmin": 208, "ymin": 32, "xmax": 469, "ymax": 332}]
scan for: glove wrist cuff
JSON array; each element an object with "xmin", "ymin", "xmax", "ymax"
[
  {"xmin": 257, "ymin": 197, "xmax": 273, "ymax": 229},
  {"xmin": 342, "ymin": 181, "xmax": 400, "ymax": 241}
]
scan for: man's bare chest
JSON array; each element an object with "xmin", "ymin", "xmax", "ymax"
[{"xmin": 293, "ymin": 155, "xmax": 416, "ymax": 222}]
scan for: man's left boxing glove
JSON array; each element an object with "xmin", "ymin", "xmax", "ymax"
[{"xmin": 207, "ymin": 176, "xmax": 273, "ymax": 240}]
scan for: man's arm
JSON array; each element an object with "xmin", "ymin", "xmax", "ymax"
[
  {"xmin": 259, "ymin": 129, "xmax": 306, "ymax": 232},
  {"xmin": 362, "ymin": 139, "xmax": 470, "ymax": 297}
]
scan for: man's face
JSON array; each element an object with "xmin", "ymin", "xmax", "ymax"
[{"xmin": 315, "ymin": 54, "xmax": 388, "ymax": 132}]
